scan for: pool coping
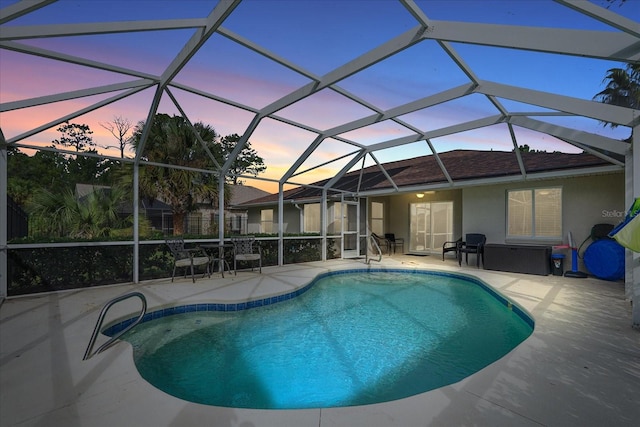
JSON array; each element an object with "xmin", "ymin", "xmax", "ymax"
[{"xmin": 104, "ymin": 267, "xmax": 534, "ymax": 336}]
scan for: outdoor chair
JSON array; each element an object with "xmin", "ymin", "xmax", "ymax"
[
  {"xmin": 232, "ymin": 236, "xmax": 262, "ymax": 274},
  {"xmin": 165, "ymin": 238, "xmax": 210, "ymax": 283},
  {"xmin": 458, "ymin": 233, "xmax": 486, "ymax": 268},
  {"xmin": 442, "ymin": 237, "xmax": 462, "ymax": 261},
  {"xmin": 385, "ymin": 233, "xmax": 405, "ymax": 254}
]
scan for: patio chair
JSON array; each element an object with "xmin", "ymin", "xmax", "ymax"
[
  {"xmin": 442, "ymin": 237, "xmax": 462, "ymax": 261},
  {"xmin": 165, "ymin": 238, "xmax": 210, "ymax": 283},
  {"xmin": 232, "ymin": 236, "xmax": 262, "ymax": 274},
  {"xmin": 458, "ymin": 233, "xmax": 486, "ymax": 268},
  {"xmin": 385, "ymin": 233, "xmax": 405, "ymax": 254}
]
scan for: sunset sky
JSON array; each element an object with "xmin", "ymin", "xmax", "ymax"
[{"xmin": 1, "ymin": 0, "xmax": 637, "ymax": 193}]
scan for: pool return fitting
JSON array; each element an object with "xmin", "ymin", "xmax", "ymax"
[{"xmin": 83, "ymin": 292, "xmax": 147, "ymax": 360}]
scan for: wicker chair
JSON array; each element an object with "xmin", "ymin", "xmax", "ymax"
[
  {"xmin": 458, "ymin": 233, "xmax": 486, "ymax": 268},
  {"xmin": 442, "ymin": 237, "xmax": 462, "ymax": 261}
]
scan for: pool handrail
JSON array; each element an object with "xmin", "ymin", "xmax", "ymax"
[
  {"xmin": 83, "ymin": 291, "xmax": 147, "ymax": 360},
  {"xmin": 366, "ymin": 233, "xmax": 382, "ymax": 264}
]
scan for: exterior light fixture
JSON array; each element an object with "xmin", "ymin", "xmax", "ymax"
[{"xmin": 416, "ymin": 193, "xmax": 424, "ymax": 198}]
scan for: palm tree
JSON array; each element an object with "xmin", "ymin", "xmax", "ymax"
[
  {"xmin": 130, "ymin": 114, "xmax": 229, "ymax": 235},
  {"xmin": 593, "ymin": 63, "xmax": 640, "ymax": 131},
  {"xmin": 27, "ymin": 186, "xmax": 129, "ymax": 238}
]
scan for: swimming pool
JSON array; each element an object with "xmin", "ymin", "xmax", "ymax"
[{"xmin": 107, "ymin": 269, "xmax": 533, "ymax": 409}]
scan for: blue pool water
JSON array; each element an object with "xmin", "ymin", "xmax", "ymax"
[{"xmin": 116, "ymin": 270, "xmax": 533, "ymax": 409}]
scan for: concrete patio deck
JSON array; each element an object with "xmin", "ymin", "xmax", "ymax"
[{"xmin": 1, "ymin": 255, "xmax": 639, "ymax": 427}]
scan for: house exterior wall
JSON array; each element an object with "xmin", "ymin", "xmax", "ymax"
[
  {"xmin": 247, "ymin": 205, "xmax": 301, "ymax": 234},
  {"xmin": 367, "ymin": 195, "xmax": 391, "ymax": 232},
  {"xmin": 461, "ymin": 172, "xmax": 625, "ymax": 271},
  {"xmin": 283, "ymin": 205, "xmax": 301, "ymax": 234},
  {"xmin": 383, "ymin": 190, "xmax": 463, "ymax": 249},
  {"xmin": 245, "ymin": 173, "xmax": 624, "ymax": 266},
  {"xmin": 380, "ymin": 173, "xmax": 624, "ymax": 260},
  {"xmin": 246, "ymin": 209, "xmax": 261, "ymax": 234},
  {"xmin": 461, "ymin": 172, "xmax": 625, "ymax": 245}
]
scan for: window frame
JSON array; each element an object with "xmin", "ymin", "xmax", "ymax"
[
  {"xmin": 302, "ymin": 203, "xmax": 321, "ymax": 233},
  {"xmin": 506, "ymin": 186, "xmax": 562, "ymax": 241},
  {"xmin": 260, "ymin": 208, "xmax": 274, "ymax": 234},
  {"xmin": 370, "ymin": 201, "xmax": 384, "ymax": 236}
]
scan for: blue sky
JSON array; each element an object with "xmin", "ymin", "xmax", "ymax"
[{"xmin": 1, "ymin": 0, "xmax": 637, "ymax": 191}]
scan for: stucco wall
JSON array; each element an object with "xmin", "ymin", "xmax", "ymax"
[
  {"xmin": 461, "ymin": 172, "xmax": 625, "ymax": 246},
  {"xmin": 383, "ymin": 189, "xmax": 463, "ymax": 248},
  {"xmin": 246, "ymin": 172, "xmax": 624, "ymax": 267}
]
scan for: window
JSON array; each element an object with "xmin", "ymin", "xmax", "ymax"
[
  {"xmin": 186, "ymin": 212, "xmax": 202, "ymax": 234},
  {"xmin": 508, "ymin": 187, "xmax": 562, "ymax": 239},
  {"xmin": 370, "ymin": 202, "xmax": 384, "ymax": 235},
  {"xmin": 260, "ymin": 209, "xmax": 273, "ymax": 234},
  {"xmin": 303, "ymin": 204, "xmax": 320, "ymax": 233}
]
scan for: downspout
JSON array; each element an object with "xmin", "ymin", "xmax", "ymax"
[{"xmin": 294, "ymin": 203, "xmax": 303, "ymax": 230}]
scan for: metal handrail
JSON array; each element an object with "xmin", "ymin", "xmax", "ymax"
[
  {"xmin": 83, "ymin": 292, "xmax": 147, "ymax": 361},
  {"xmin": 366, "ymin": 234, "xmax": 382, "ymax": 264}
]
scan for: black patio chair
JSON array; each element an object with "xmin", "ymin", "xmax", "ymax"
[
  {"xmin": 385, "ymin": 233, "xmax": 404, "ymax": 254},
  {"xmin": 458, "ymin": 233, "xmax": 486, "ymax": 268},
  {"xmin": 442, "ymin": 237, "xmax": 462, "ymax": 261}
]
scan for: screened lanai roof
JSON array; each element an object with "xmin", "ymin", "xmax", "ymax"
[{"xmin": 1, "ymin": 0, "xmax": 639, "ymax": 196}]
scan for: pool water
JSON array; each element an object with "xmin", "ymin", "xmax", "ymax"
[{"xmin": 120, "ymin": 271, "xmax": 533, "ymax": 409}]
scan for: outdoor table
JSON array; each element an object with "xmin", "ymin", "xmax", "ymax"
[{"xmin": 199, "ymin": 243, "xmax": 233, "ymax": 277}]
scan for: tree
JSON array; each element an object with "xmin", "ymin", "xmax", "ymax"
[
  {"xmin": 66, "ymin": 150, "xmax": 115, "ymax": 185},
  {"xmin": 53, "ymin": 121, "xmax": 95, "ymax": 152},
  {"xmin": 100, "ymin": 115, "xmax": 133, "ymax": 158},
  {"xmin": 51, "ymin": 121, "xmax": 114, "ymax": 184},
  {"xmin": 516, "ymin": 144, "xmax": 556, "ymax": 153},
  {"xmin": 130, "ymin": 114, "xmax": 228, "ymax": 235},
  {"xmin": 7, "ymin": 146, "xmax": 69, "ymax": 204},
  {"xmin": 593, "ymin": 63, "xmax": 640, "ymax": 132},
  {"xmin": 518, "ymin": 144, "xmax": 532, "ymax": 153},
  {"xmin": 220, "ymin": 133, "xmax": 266, "ymax": 185},
  {"xmin": 27, "ymin": 186, "xmax": 129, "ymax": 239}
]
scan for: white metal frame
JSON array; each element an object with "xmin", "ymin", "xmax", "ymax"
[{"xmin": 1, "ymin": 0, "xmax": 638, "ymax": 326}]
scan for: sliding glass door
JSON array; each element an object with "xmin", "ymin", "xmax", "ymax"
[{"xmin": 409, "ymin": 201, "xmax": 453, "ymax": 254}]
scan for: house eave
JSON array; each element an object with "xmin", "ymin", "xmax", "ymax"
[{"xmin": 357, "ymin": 164, "xmax": 624, "ymax": 197}]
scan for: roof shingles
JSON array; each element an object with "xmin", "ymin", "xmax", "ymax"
[{"xmin": 242, "ymin": 150, "xmax": 612, "ymax": 205}]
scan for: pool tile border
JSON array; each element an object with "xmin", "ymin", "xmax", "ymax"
[{"xmin": 104, "ymin": 268, "xmax": 534, "ymax": 336}]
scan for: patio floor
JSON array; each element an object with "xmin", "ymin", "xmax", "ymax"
[{"xmin": 1, "ymin": 255, "xmax": 639, "ymax": 427}]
